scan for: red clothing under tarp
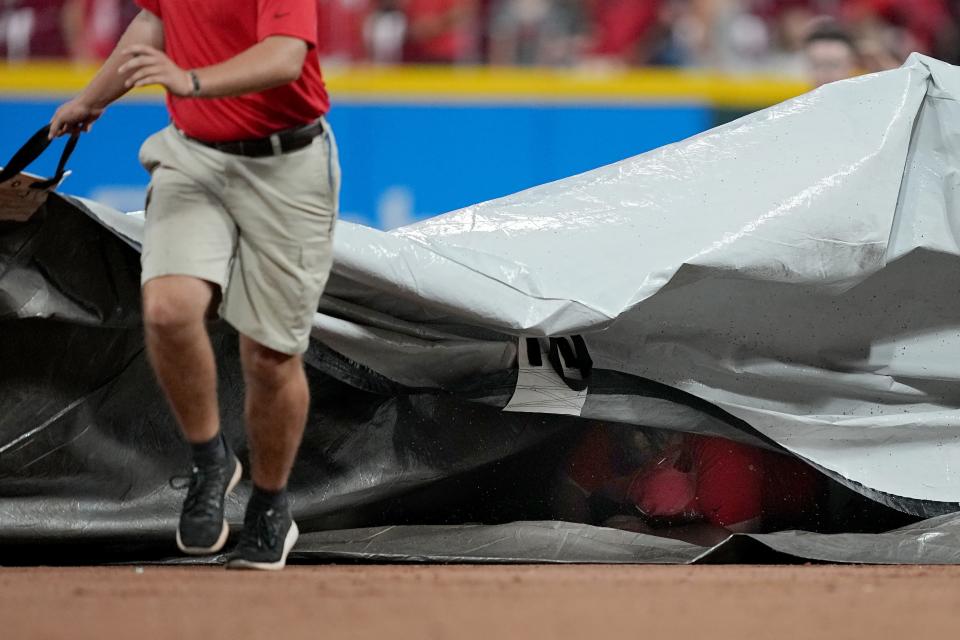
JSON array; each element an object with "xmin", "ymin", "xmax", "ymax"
[
  {"xmin": 134, "ymin": 0, "xmax": 330, "ymax": 141},
  {"xmin": 567, "ymin": 427, "xmax": 823, "ymax": 529},
  {"xmin": 635, "ymin": 434, "xmax": 822, "ymax": 527}
]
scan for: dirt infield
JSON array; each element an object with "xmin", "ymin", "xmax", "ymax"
[{"xmin": 3, "ymin": 564, "xmax": 959, "ymax": 639}]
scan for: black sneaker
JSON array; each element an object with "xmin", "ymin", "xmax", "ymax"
[
  {"xmin": 172, "ymin": 454, "xmax": 242, "ymax": 555},
  {"xmin": 226, "ymin": 503, "xmax": 299, "ymax": 571}
]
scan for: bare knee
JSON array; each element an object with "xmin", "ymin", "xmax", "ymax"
[
  {"xmin": 142, "ymin": 277, "xmax": 212, "ymax": 337},
  {"xmin": 242, "ymin": 340, "xmax": 300, "ymax": 388}
]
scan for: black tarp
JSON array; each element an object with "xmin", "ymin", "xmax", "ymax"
[{"xmin": 4, "ymin": 195, "xmax": 960, "ymax": 565}]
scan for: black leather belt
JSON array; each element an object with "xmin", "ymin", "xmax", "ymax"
[{"xmin": 186, "ymin": 119, "xmax": 325, "ymax": 157}]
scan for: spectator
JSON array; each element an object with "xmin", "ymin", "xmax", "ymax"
[
  {"xmin": 935, "ymin": 0, "xmax": 960, "ymax": 65},
  {"xmin": 724, "ymin": 0, "xmax": 821, "ymax": 75},
  {"xmin": 556, "ymin": 425, "xmax": 826, "ymax": 546},
  {"xmin": 60, "ymin": 0, "xmax": 137, "ymax": 62},
  {"xmin": 0, "ymin": 0, "xmax": 69, "ymax": 61},
  {"xmin": 486, "ymin": 0, "xmax": 584, "ymax": 66},
  {"xmin": 8, "ymin": 0, "xmax": 960, "ymax": 73},
  {"xmin": 317, "ymin": 0, "xmax": 372, "ymax": 65},
  {"xmin": 804, "ymin": 17, "xmax": 860, "ymax": 86},
  {"xmin": 581, "ymin": 0, "xmax": 663, "ymax": 66},
  {"xmin": 402, "ymin": 0, "xmax": 476, "ymax": 63},
  {"xmin": 680, "ymin": 0, "xmax": 772, "ymax": 71},
  {"xmin": 842, "ymin": 0, "xmax": 950, "ymax": 57},
  {"xmin": 646, "ymin": 0, "xmax": 704, "ymax": 67},
  {"xmin": 365, "ymin": 0, "xmax": 407, "ymax": 64}
]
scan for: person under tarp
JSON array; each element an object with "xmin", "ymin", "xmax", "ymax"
[{"xmin": 554, "ymin": 425, "xmax": 917, "ymax": 546}]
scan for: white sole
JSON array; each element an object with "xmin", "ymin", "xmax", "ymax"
[
  {"xmin": 226, "ymin": 520, "xmax": 299, "ymax": 571},
  {"xmin": 176, "ymin": 457, "xmax": 243, "ymax": 556}
]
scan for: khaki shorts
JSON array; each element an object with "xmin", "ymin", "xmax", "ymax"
[{"xmin": 139, "ymin": 123, "xmax": 339, "ymax": 355}]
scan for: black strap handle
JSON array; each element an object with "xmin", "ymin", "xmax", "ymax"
[
  {"xmin": 545, "ymin": 335, "xmax": 593, "ymax": 392},
  {"xmin": 0, "ymin": 125, "xmax": 80, "ymax": 190}
]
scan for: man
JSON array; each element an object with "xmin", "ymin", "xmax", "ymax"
[
  {"xmin": 0, "ymin": 0, "xmax": 70, "ymax": 60},
  {"xmin": 582, "ymin": 0, "xmax": 661, "ymax": 67},
  {"xmin": 803, "ymin": 18, "xmax": 861, "ymax": 88},
  {"xmin": 402, "ymin": 0, "xmax": 475, "ymax": 63},
  {"xmin": 49, "ymin": 0, "xmax": 338, "ymax": 570},
  {"xmin": 559, "ymin": 425, "xmax": 825, "ymax": 546},
  {"xmin": 61, "ymin": 0, "xmax": 140, "ymax": 62}
]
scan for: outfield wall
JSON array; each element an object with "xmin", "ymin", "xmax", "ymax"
[{"xmin": 0, "ymin": 64, "xmax": 808, "ymax": 228}]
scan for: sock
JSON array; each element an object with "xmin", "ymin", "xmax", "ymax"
[
  {"xmin": 190, "ymin": 432, "xmax": 227, "ymax": 468},
  {"xmin": 248, "ymin": 484, "xmax": 288, "ymax": 514}
]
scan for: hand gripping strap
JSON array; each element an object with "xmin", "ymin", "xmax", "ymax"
[{"xmin": 0, "ymin": 125, "xmax": 80, "ymax": 189}]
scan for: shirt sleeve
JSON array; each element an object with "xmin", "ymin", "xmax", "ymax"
[
  {"xmin": 565, "ymin": 425, "xmax": 618, "ymax": 494},
  {"xmin": 257, "ymin": 0, "xmax": 318, "ymax": 46},
  {"xmin": 134, "ymin": 0, "xmax": 161, "ymax": 18},
  {"xmin": 691, "ymin": 436, "xmax": 765, "ymax": 528}
]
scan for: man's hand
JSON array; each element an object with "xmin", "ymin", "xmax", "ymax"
[
  {"xmin": 118, "ymin": 44, "xmax": 192, "ymax": 96},
  {"xmin": 49, "ymin": 98, "xmax": 104, "ymax": 139},
  {"xmin": 47, "ymin": 10, "xmax": 165, "ymax": 139}
]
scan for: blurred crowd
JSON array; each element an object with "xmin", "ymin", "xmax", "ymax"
[{"xmin": 1, "ymin": 0, "xmax": 958, "ymax": 80}]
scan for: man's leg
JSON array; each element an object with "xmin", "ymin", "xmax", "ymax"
[
  {"xmin": 238, "ymin": 334, "xmax": 310, "ymax": 491},
  {"xmin": 142, "ymin": 275, "xmax": 219, "ymax": 443},
  {"xmin": 143, "ymin": 275, "xmax": 242, "ymax": 554},
  {"xmin": 222, "ymin": 126, "xmax": 338, "ymax": 570},
  {"xmin": 225, "ymin": 335, "xmax": 307, "ymax": 570}
]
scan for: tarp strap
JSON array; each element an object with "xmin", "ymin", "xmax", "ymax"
[
  {"xmin": 546, "ymin": 335, "xmax": 593, "ymax": 391},
  {"xmin": 0, "ymin": 125, "xmax": 80, "ymax": 189},
  {"xmin": 525, "ymin": 338, "xmax": 543, "ymax": 366}
]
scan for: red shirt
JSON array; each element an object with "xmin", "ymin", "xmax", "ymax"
[
  {"xmin": 316, "ymin": 0, "xmax": 371, "ymax": 61},
  {"xmin": 134, "ymin": 0, "xmax": 330, "ymax": 142},
  {"xmin": 566, "ymin": 425, "xmax": 622, "ymax": 494},
  {"xmin": 567, "ymin": 429, "xmax": 823, "ymax": 530},
  {"xmin": 841, "ymin": 0, "xmax": 949, "ymax": 53},
  {"xmin": 587, "ymin": 0, "xmax": 660, "ymax": 59},
  {"xmin": 0, "ymin": 1, "xmax": 69, "ymax": 59},
  {"xmin": 402, "ymin": 0, "xmax": 471, "ymax": 63},
  {"xmin": 629, "ymin": 435, "xmax": 823, "ymax": 528},
  {"xmin": 82, "ymin": 0, "xmax": 139, "ymax": 60}
]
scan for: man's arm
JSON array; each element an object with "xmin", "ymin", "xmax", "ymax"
[
  {"xmin": 117, "ymin": 36, "xmax": 308, "ymax": 99},
  {"xmin": 50, "ymin": 10, "xmax": 164, "ymax": 138}
]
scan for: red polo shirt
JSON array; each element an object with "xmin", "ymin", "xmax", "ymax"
[
  {"xmin": 567, "ymin": 429, "xmax": 824, "ymax": 530},
  {"xmin": 627, "ymin": 435, "xmax": 824, "ymax": 528},
  {"xmin": 134, "ymin": 0, "xmax": 330, "ymax": 142}
]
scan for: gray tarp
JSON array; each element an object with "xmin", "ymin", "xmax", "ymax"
[{"xmin": 5, "ymin": 53, "xmax": 960, "ymax": 564}]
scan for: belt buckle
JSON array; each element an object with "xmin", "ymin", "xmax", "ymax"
[{"xmin": 269, "ymin": 133, "xmax": 283, "ymax": 156}]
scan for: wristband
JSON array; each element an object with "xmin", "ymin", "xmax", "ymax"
[{"xmin": 188, "ymin": 70, "xmax": 201, "ymax": 97}]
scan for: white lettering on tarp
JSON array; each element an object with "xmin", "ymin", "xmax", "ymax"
[{"xmin": 505, "ymin": 336, "xmax": 588, "ymax": 417}]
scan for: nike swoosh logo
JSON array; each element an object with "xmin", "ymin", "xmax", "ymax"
[{"xmin": 274, "ymin": 11, "xmax": 290, "ymax": 18}]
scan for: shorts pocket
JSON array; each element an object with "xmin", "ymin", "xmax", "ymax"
[{"xmin": 294, "ymin": 241, "xmax": 333, "ymax": 330}]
